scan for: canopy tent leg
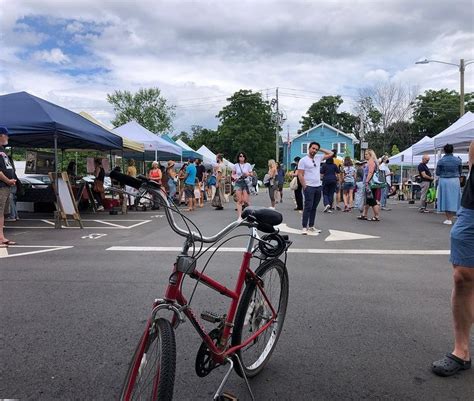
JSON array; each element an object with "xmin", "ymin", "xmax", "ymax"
[{"xmin": 54, "ymin": 133, "xmax": 61, "ymax": 229}]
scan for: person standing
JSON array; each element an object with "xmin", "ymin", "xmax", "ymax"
[
  {"xmin": 418, "ymin": 154, "xmax": 434, "ymax": 213},
  {"xmin": 353, "ymin": 160, "xmax": 366, "ymax": 213},
  {"xmin": 432, "ymin": 140, "xmax": 474, "ymax": 377},
  {"xmin": 6, "ymin": 156, "xmax": 20, "ymax": 221},
  {"xmin": 127, "ymin": 159, "xmax": 137, "ymax": 177},
  {"xmin": 195, "ymin": 158, "xmax": 206, "ymax": 208},
  {"xmin": 267, "ymin": 159, "xmax": 278, "ymax": 209},
  {"xmin": 332, "ymin": 149, "xmax": 344, "ymax": 210},
  {"xmin": 358, "ymin": 149, "xmax": 381, "ymax": 221},
  {"xmin": 92, "ymin": 158, "xmax": 105, "ymax": 211},
  {"xmin": 184, "ymin": 159, "xmax": 197, "ymax": 211},
  {"xmin": 212, "ymin": 154, "xmax": 226, "ymax": 210},
  {"xmin": 297, "ymin": 142, "xmax": 333, "ymax": 234},
  {"xmin": 232, "ymin": 152, "xmax": 253, "ymax": 218},
  {"xmin": 436, "ymin": 144, "xmax": 462, "ymax": 225},
  {"xmin": 321, "ymin": 158, "xmax": 339, "ymax": 213},
  {"xmin": 342, "ymin": 156, "xmax": 356, "ymax": 211},
  {"xmin": 276, "ymin": 162, "xmax": 285, "ymax": 202},
  {"xmin": 166, "ymin": 160, "xmax": 177, "ymax": 201},
  {"xmin": 379, "ymin": 157, "xmax": 393, "ymax": 211},
  {"xmin": 292, "ymin": 157, "xmax": 303, "ymax": 212},
  {"xmin": 0, "ymin": 127, "xmax": 17, "ymax": 246}
]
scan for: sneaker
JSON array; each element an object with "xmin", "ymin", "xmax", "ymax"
[
  {"xmin": 323, "ymin": 205, "xmax": 330, "ymax": 213},
  {"xmin": 443, "ymin": 220, "xmax": 453, "ymax": 225},
  {"xmin": 5, "ymin": 217, "xmax": 16, "ymax": 222},
  {"xmin": 268, "ymin": 206, "xmax": 275, "ymax": 210},
  {"xmin": 97, "ymin": 206, "xmax": 104, "ymax": 211},
  {"xmin": 419, "ymin": 208, "xmax": 426, "ymax": 213},
  {"xmin": 327, "ymin": 208, "xmax": 333, "ymax": 213},
  {"xmin": 308, "ymin": 227, "xmax": 322, "ymax": 234},
  {"xmin": 301, "ymin": 228, "xmax": 308, "ymax": 235}
]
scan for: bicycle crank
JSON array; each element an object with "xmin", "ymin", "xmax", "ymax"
[{"xmin": 195, "ymin": 328, "xmax": 222, "ymax": 377}]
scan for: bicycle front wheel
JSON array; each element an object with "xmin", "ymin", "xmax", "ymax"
[
  {"xmin": 120, "ymin": 318, "xmax": 176, "ymax": 401},
  {"xmin": 232, "ymin": 258, "xmax": 289, "ymax": 378}
]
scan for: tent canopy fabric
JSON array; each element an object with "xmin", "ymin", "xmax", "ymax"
[
  {"xmin": 113, "ymin": 121, "xmax": 181, "ymax": 156},
  {"xmin": 412, "ymin": 112, "xmax": 474, "ymax": 155},
  {"xmin": 161, "ymin": 134, "xmax": 203, "ymax": 161},
  {"xmin": 175, "ymin": 138, "xmax": 193, "ymax": 151},
  {"xmin": 433, "ymin": 111, "xmax": 473, "ymax": 150},
  {"xmin": 0, "ymin": 91, "xmax": 123, "ymax": 150},
  {"xmin": 79, "ymin": 112, "xmax": 144, "ymax": 153},
  {"xmin": 197, "ymin": 145, "xmax": 234, "ymax": 168}
]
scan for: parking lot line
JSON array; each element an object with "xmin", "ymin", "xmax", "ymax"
[{"xmin": 106, "ymin": 246, "xmax": 449, "ymax": 255}]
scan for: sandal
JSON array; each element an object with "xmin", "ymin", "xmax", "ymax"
[
  {"xmin": 2, "ymin": 240, "xmax": 17, "ymax": 245},
  {"xmin": 357, "ymin": 216, "xmax": 368, "ymax": 220},
  {"xmin": 432, "ymin": 353, "xmax": 471, "ymax": 377},
  {"xmin": 370, "ymin": 217, "xmax": 380, "ymax": 222}
]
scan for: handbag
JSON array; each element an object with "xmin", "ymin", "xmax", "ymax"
[
  {"xmin": 289, "ymin": 176, "xmax": 298, "ymax": 191},
  {"xmin": 369, "ymin": 168, "xmax": 386, "ymax": 189},
  {"xmin": 263, "ymin": 174, "xmax": 271, "ymax": 187}
]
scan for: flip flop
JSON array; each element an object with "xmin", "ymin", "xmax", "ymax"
[
  {"xmin": 370, "ymin": 217, "xmax": 380, "ymax": 222},
  {"xmin": 432, "ymin": 353, "xmax": 471, "ymax": 377},
  {"xmin": 357, "ymin": 216, "xmax": 368, "ymax": 220},
  {"xmin": 2, "ymin": 240, "xmax": 17, "ymax": 245}
]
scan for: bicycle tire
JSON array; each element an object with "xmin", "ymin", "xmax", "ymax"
[
  {"xmin": 120, "ymin": 318, "xmax": 176, "ymax": 401},
  {"xmin": 231, "ymin": 258, "xmax": 289, "ymax": 378}
]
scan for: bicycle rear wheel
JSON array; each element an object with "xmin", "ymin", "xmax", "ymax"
[
  {"xmin": 120, "ymin": 318, "xmax": 176, "ymax": 401},
  {"xmin": 232, "ymin": 258, "xmax": 289, "ymax": 378}
]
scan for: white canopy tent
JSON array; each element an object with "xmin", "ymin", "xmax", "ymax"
[
  {"xmin": 176, "ymin": 139, "xmax": 215, "ymax": 166},
  {"xmin": 412, "ymin": 112, "xmax": 474, "ymax": 155},
  {"xmin": 113, "ymin": 121, "xmax": 182, "ymax": 156},
  {"xmin": 197, "ymin": 145, "xmax": 235, "ymax": 169}
]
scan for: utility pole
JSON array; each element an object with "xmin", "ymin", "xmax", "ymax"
[
  {"xmin": 287, "ymin": 125, "xmax": 290, "ymax": 171},
  {"xmin": 359, "ymin": 114, "xmax": 366, "ymax": 162},
  {"xmin": 275, "ymin": 87, "xmax": 279, "ymax": 162},
  {"xmin": 460, "ymin": 58, "xmax": 465, "ymax": 116}
]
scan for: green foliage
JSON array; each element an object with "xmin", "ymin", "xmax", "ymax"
[
  {"xmin": 412, "ymin": 89, "xmax": 474, "ymax": 136},
  {"xmin": 215, "ymin": 90, "xmax": 276, "ymax": 168},
  {"xmin": 107, "ymin": 88, "xmax": 175, "ymax": 133},
  {"xmin": 300, "ymin": 95, "xmax": 358, "ymax": 133},
  {"xmin": 391, "ymin": 144, "xmax": 400, "ymax": 156}
]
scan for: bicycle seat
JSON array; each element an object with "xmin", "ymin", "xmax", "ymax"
[{"xmin": 242, "ymin": 207, "xmax": 282, "ymax": 232}]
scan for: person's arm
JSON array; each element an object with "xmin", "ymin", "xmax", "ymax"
[
  {"xmin": 420, "ymin": 169, "xmax": 433, "ymax": 180},
  {"xmin": 366, "ymin": 161, "xmax": 375, "ymax": 184},
  {"xmin": 319, "ymin": 148, "xmax": 334, "ymax": 160},
  {"xmin": 0, "ymin": 171, "xmax": 16, "ymax": 186},
  {"xmin": 297, "ymin": 169, "xmax": 306, "ymax": 189},
  {"xmin": 469, "ymin": 140, "xmax": 474, "ymax": 169}
]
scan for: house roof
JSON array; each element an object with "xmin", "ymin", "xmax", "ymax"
[{"xmin": 292, "ymin": 122, "xmax": 359, "ymax": 144}]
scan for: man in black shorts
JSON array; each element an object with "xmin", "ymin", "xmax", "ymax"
[{"xmin": 0, "ymin": 127, "xmax": 17, "ymax": 246}]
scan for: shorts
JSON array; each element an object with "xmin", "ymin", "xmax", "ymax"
[
  {"xmin": 450, "ymin": 206, "xmax": 474, "ymax": 268},
  {"xmin": 0, "ymin": 187, "xmax": 10, "ymax": 215},
  {"xmin": 234, "ymin": 180, "xmax": 249, "ymax": 193},
  {"xmin": 343, "ymin": 182, "xmax": 355, "ymax": 191},
  {"xmin": 185, "ymin": 185, "xmax": 195, "ymax": 200}
]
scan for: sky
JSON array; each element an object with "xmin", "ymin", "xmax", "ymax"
[{"xmin": 1, "ymin": 0, "xmax": 473, "ymax": 138}]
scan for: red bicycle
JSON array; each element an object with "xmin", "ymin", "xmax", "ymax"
[{"xmin": 110, "ymin": 171, "xmax": 291, "ymax": 401}]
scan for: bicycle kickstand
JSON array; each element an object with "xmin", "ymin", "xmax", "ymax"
[{"xmin": 212, "ymin": 357, "xmax": 255, "ymax": 401}]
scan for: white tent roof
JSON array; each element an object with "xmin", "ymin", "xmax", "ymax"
[
  {"xmin": 411, "ymin": 135, "xmax": 434, "ymax": 156},
  {"xmin": 412, "ymin": 112, "xmax": 474, "ymax": 155},
  {"xmin": 197, "ymin": 145, "xmax": 235, "ymax": 168},
  {"xmin": 175, "ymin": 138, "xmax": 193, "ymax": 151},
  {"xmin": 434, "ymin": 111, "xmax": 474, "ymax": 150},
  {"xmin": 176, "ymin": 139, "xmax": 215, "ymax": 165},
  {"xmin": 113, "ymin": 121, "xmax": 182, "ymax": 155}
]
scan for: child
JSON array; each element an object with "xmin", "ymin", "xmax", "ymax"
[{"xmin": 194, "ymin": 178, "xmax": 202, "ymax": 208}]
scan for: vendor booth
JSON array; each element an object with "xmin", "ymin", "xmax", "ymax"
[{"xmin": 196, "ymin": 145, "xmax": 235, "ymax": 169}]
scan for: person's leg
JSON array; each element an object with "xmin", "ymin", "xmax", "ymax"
[
  {"xmin": 242, "ymin": 189, "xmax": 250, "ymax": 209},
  {"xmin": 9, "ymin": 186, "xmax": 18, "ymax": 219},
  {"xmin": 322, "ymin": 183, "xmax": 329, "ymax": 207},
  {"xmin": 329, "ymin": 182, "xmax": 336, "ymax": 209},
  {"xmin": 343, "ymin": 189, "xmax": 348, "ymax": 209},
  {"xmin": 269, "ymin": 185, "xmax": 275, "ymax": 207},
  {"xmin": 0, "ymin": 187, "xmax": 10, "ymax": 241},
  {"xmin": 420, "ymin": 181, "xmax": 429, "ymax": 209},
  {"xmin": 348, "ymin": 188, "xmax": 354, "ymax": 209},
  {"xmin": 302, "ymin": 186, "xmax": 314, "ymax": 228},
  {"xmin": 451, "ymin": 266, "xmax": 474, "ymax": 361},
  {"xmin": 309, "ymin": 186, "xmax": 322, "ymax": 228},
  {"xmin": 380, "ymin": 186, "xmax": 387, "ymax": 208},
  {"xmin": 279, "ymin": 184, "xmax": 283, "ymax": 202},
  {"xmin": 295, "ymin": 186, "xmax": 303, "ymax": 210},
  {"xmin": 236, "ymin": 189, "xmax": 243, "ymax": 218}
]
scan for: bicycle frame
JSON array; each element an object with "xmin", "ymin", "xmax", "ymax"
[{"xmin": 156, "ymin": 228, "xmax": 279, "ymax": 365}]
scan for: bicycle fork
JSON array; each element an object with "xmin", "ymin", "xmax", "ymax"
[{"xmin": 213, "ymin": 356, "xmax": 255, "ymax": 401}]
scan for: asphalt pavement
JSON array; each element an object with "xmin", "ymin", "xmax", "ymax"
[{"xmin": 1, "ymin": 190, "xmax": 472, "ymax": 400}]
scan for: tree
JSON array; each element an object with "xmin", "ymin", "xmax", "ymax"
[
  {"xmin": 300, "ymin": 95, "xmax": 358, "ymax": 133},
  {"xmin": 187, "ymin": 125, "xmax": 219, "ymax": 151},
  {"xmin": 107, "ymin": 88, "xmax": 175, "ymax": 133},
  {"xmin": 216, "ymin": 90, "xmax": 275, "ymax": 168},
  {"xmin": 391, "ymin": 144, "xmax": 400, "ymax": 156},
  {"xmin": 412, "ymin": 89, "xmax": 474, "ymax": 136}
]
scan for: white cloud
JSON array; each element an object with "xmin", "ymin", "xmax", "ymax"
[{"xmin": 32, "ymin": 48, "xmax": 71, "ymax": 64}]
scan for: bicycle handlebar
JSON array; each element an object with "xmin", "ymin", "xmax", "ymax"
[{"xmin": 109, "ymin": 170, "xmax": 242, "ymax": 243}]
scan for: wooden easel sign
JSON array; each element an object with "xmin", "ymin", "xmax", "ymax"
[{"xmin": 49, "ymin": 172, "xmax": 84, "ymax": 228}]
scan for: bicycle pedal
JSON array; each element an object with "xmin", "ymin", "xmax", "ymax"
[{"xmin": 201, "ymin": 311, "xmax": 222, "ymax": 323}]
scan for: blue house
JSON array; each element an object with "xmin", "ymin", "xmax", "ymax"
[{"xmin": 282, "ymin": 122, "xmax": 358, "ymax": 168}]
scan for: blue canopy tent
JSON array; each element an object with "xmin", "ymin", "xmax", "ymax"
[
  {"xmin": 0, "ymin": 91, "xmax": 123, "ymax": 228},
  {"xmin": 0, "ymin": 92, "xmax": 123, "ymax": 150}
]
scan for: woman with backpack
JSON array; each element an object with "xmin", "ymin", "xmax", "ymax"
[{"xmin": 357, "ymin": 149, "xmax": 382, "ymax": 221}]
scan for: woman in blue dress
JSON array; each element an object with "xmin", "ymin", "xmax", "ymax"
[{"xmin": 436, "ymin": 144, "xmax": 462, "ymax": 225}]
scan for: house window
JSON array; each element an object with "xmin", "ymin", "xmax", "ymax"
[
  {"xmin": 331, "ymin": 142, "xmax": 347, "ymax": 154},
  {"xmin": 301, "ymin": 143, "xmax": 308, "ymax": 154}
]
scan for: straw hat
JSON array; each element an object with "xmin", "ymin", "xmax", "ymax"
[{"xmin": 167, "ymin": 160, "xmax": 175, "ymax": 168}]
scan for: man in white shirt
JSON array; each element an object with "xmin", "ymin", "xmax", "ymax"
[
  {"xmin": 379, "ymin": 157, "xmax": 393, "ymax": 211},
  {"xmin": 297, "ymin": 142, "xmax": 333, "ymax": 234}
]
